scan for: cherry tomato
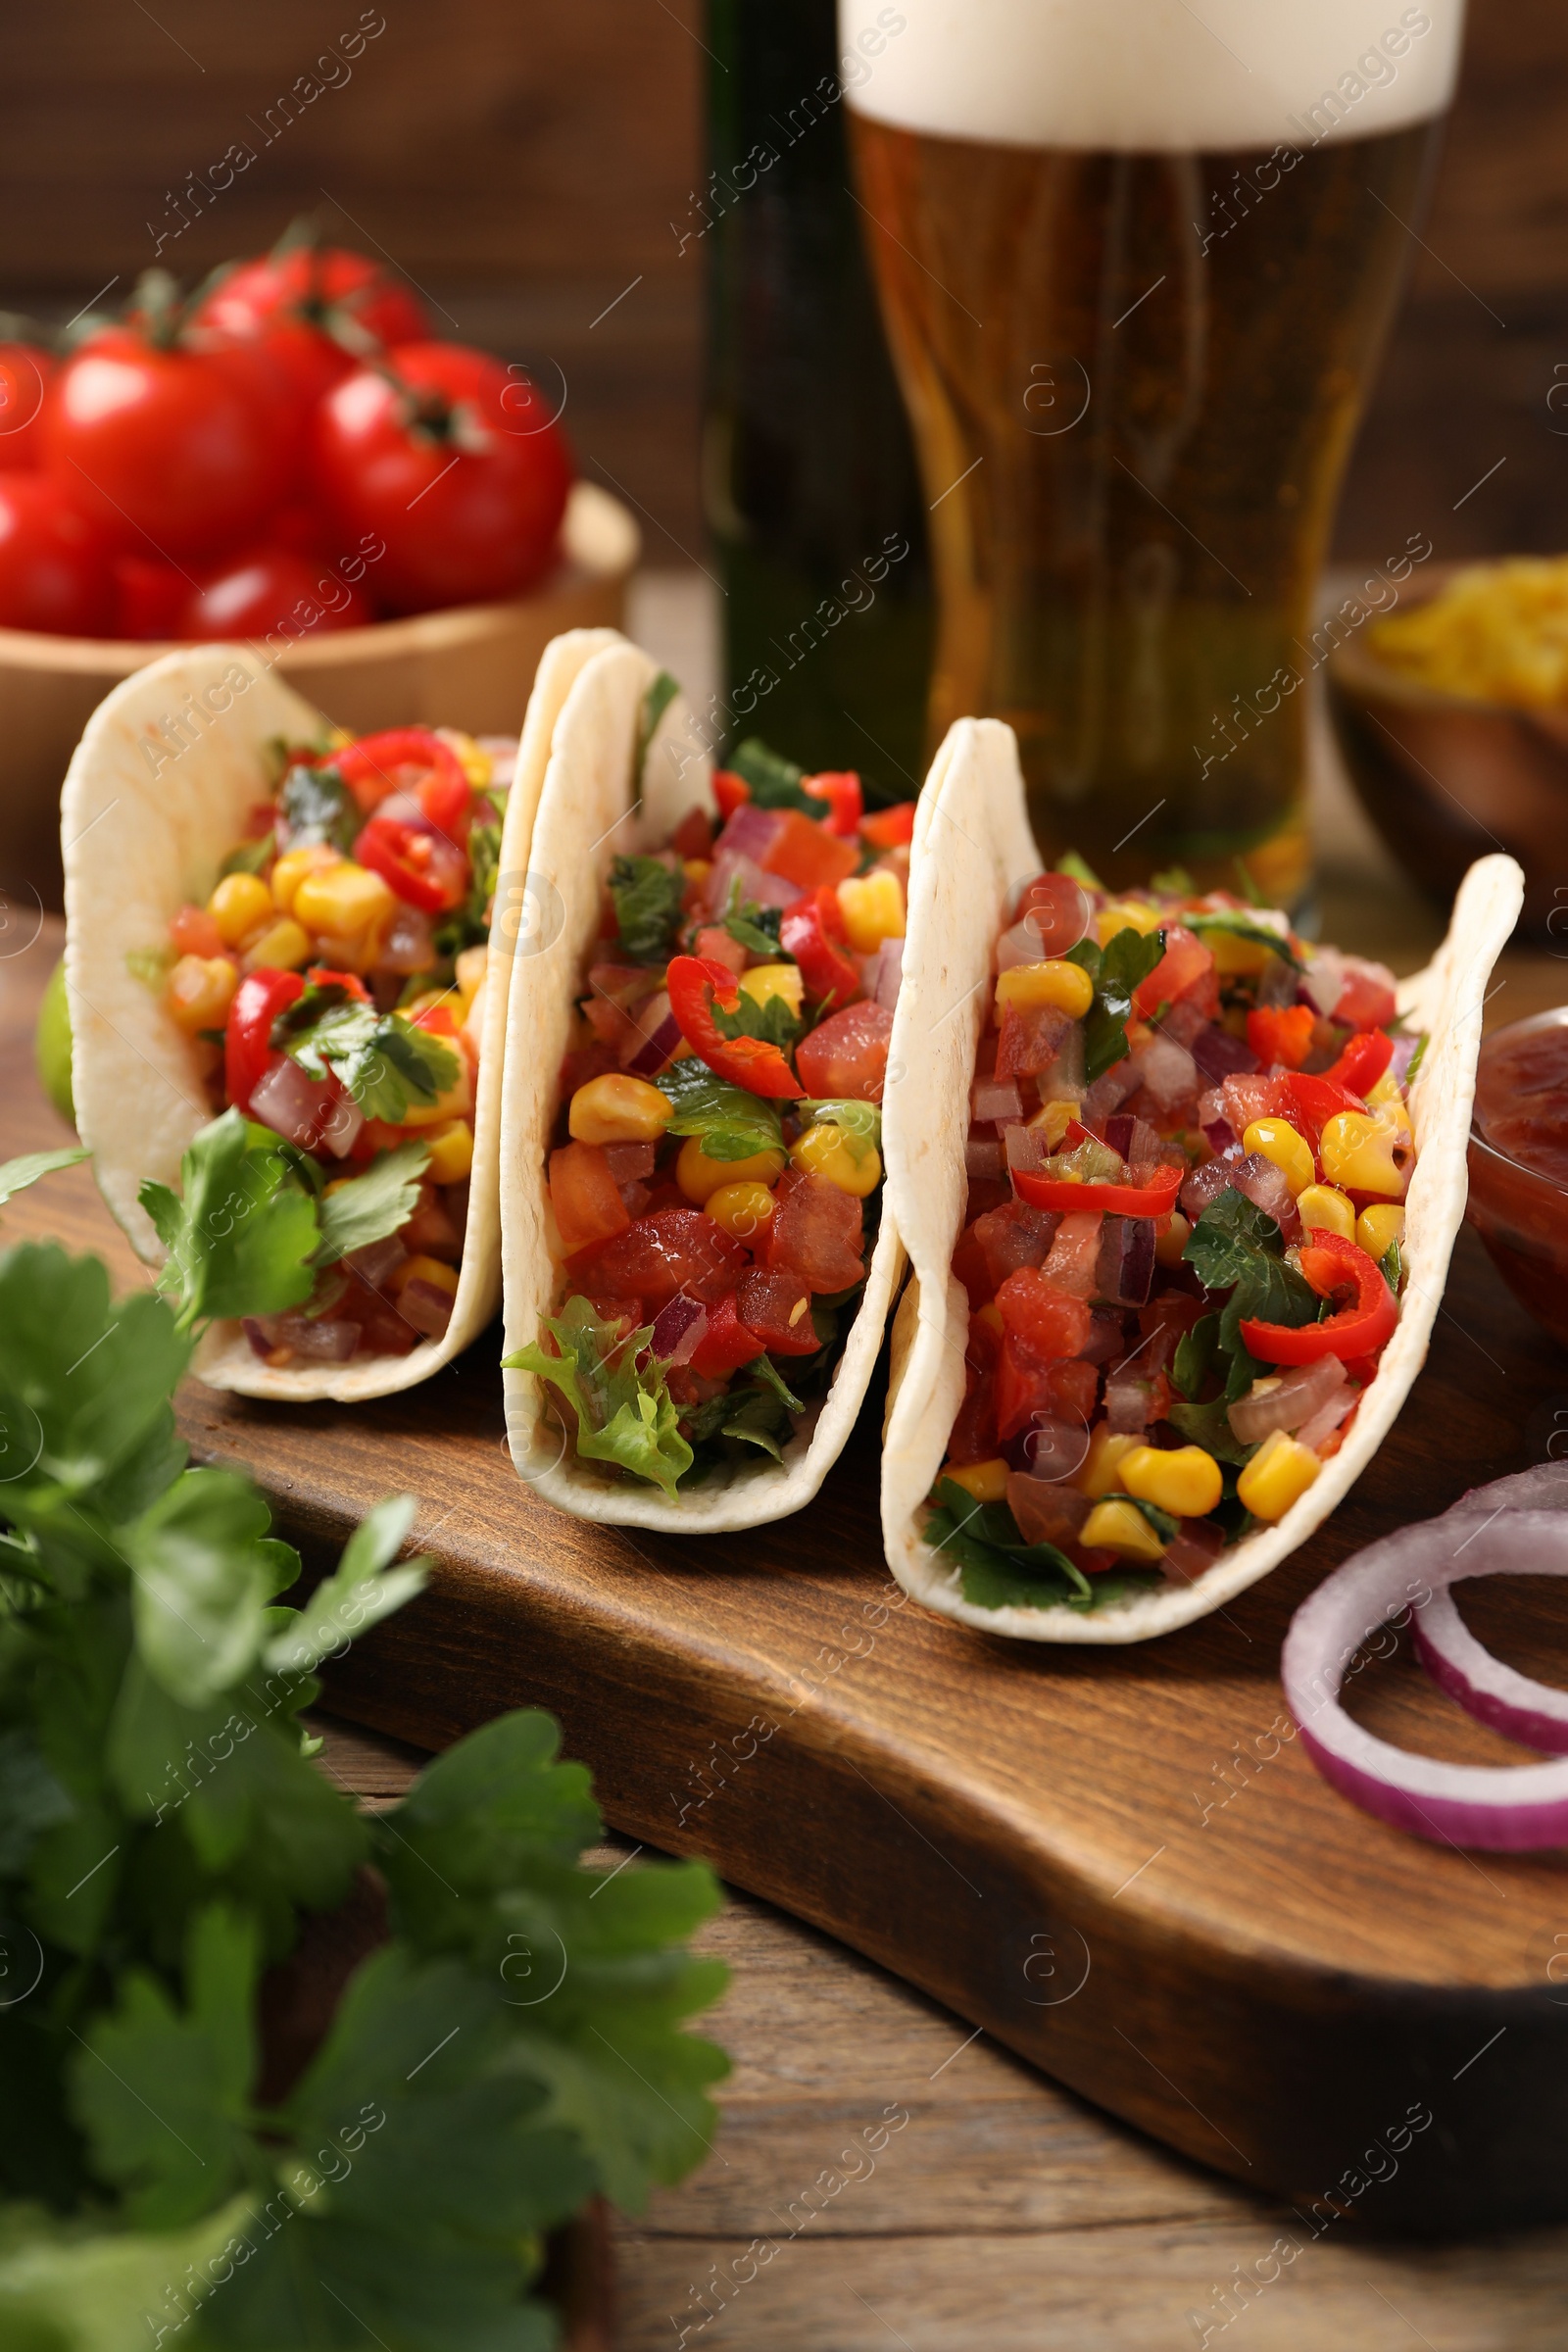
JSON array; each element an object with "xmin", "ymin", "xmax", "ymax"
[
  {"xmin": 793, "ymin": 1000, "xmax": 893, "ymax": 1103},
  {"xmin": 549, "ymin": 1142, "xmax": 630, "ymax": 1256},
  {"xmin": 224, "ymin": 968, "xmax": 305, "ymax": 1114},
  {"xmin": 199, "ymin": 243, "xmax": 428, "ymax": 363},
  {"xmin": 336, "ymin": 728, "xmax": 471, "ymax": 833},
  {"xmin": 355, "ymin": 813, "xmax": 468, "ymax": 913},
  {"xmin": 311, "ymin": 341, "xmax": 571, "ymax": 613},
  {"xmin": 178, "ymin": 546, "xmax": 371, "ymax": 643},
  {"xmin": 0, "ymin": 476, "xmax": 112, "ymax": 635},
  {"xmin": 0, "ymin": 342, "xmax": 54, "ymax": 470},
  {"xmin": 45, "ymin": 326, "xmax": 290, "ymax": 560},
  {"xmin": 112, "ymin": 552, "xmax": 187, "ymax": 640},
  {"xmin": 712, "ymin": 770, "xmax": 751, "ymax": 821}
]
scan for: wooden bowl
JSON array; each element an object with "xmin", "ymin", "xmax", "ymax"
[
  {"xmin": 1326, "ymin": 564, "xmax": 1564, "ymax": 940},
  {"xmin": 0, "ymin": 480, "xmax": 638, "ymax": 913}
]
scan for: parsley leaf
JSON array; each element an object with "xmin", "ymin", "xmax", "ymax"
[
  {"xmin": 1168, "ymin": 1396, "xmax": 1254, "ymax": 1467},
  {"xmin": 280, "ymin": 995, "xmax": 458, "ymax": 1125},
  {"xmin": 504, "ymin": 1298, "xmax": 693, "ymax": 1498},
  {"xmin": 609, "ymin": 855, "xmax": 686, "ymax": 964},
  {"xmin": 139, "ymin": 1110, "xmax": 318, "ymax": 1333},
  {"xmin": 710, "ymin": 987, "xmax": 801, "ymax": 1055},
  {"xmin": 315, "ymin": 1140, "xmax": 431, "ymax": 1266},
  {"xmin": 636, "ymin": 668, "xmax": 681, "ymax": 790},
  {"xmin": 0, "ymin": 1148, "xmax": 89, "ymax": 1209},
  {"xmin": 1065, "ymin": 925, "xmax": 1166, "ymax": 1082},
  {"xmin": 721, "ymin": 880, "xmax": 784, "ymax": 958},
  {"xmin": 728, "ymin": 738, "xmax": 815, "ymax": 812},
  {"xmin": 278, "ymin": 760, "xmax": 361, "ymax": 855},
  {"xmin": 1171, "ymin": 1311, "xmax": 1219, "ymax": 1401},
  {"xmin": 1182, "ymin": 1190, "xmax": 1319, "ymax": 1355},
  {"xmin": 655, "ymin": 1059, "xmax": 784, "ymax": 1163}
]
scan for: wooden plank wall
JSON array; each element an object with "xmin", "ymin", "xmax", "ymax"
[{"xmin": 0, "ymin": 0, "xmax": 1560, "ymax": 564}]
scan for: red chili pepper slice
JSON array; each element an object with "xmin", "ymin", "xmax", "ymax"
[
  {"xmin": 859, "ymin": 801, "xmax": 916, "ymax": 850},
  {"xmin": 1325, "ymin": 1028, "xmax": 1395, "ymax": 1096},
  {"xmin": 1246, "ymin": 1003, "xmax": 1316, "ymax": 1069},
  {"xmin": 1239, "ymin": 1230, "xmax": 1397, "ymax": 1364},
  {"xmin": 355, "ymin": 812, "xmax": 468, "ymax": 913},
  {"xmin": 1278, "ymin": 1071, "xmax": 1368, "ymax": 1151},
  {"xmin": 665, "ymin": 954, "xmax": 801, "ymax": 1099},
  {"xmin": 224, "ymin": 967, "xmax": 304, "ymax": 1114},
  {"xmin": 335, "ymin": 727, "xmax": 471, "ymax": 834},
  {"xmin": 804, "ymin": 769, "xmax": 863, "ymax": 836},
  {"xmin": 780, "ymin": 885, "xmax": 861, "ymax": 1008},
  {"xmin": 305, "ymin": 966, "xmax": 370, "ymax": 1002},
  {"xmin": 712, "ymin": 769, "xmax": 751, "ymax": 821},
  {"xmin": 1011, "ymin": 1163, "xmax": 1184, "ymax": 1219}
]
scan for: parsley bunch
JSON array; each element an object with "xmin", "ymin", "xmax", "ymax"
[{"xmin": 0, "ymin": 1223, "xmax": 727, "ymax": 2350}]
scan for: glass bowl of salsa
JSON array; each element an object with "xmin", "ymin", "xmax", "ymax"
[{"xmin": 1468, "ymin": 1007, "xmax": 1568, "ymax": 1347}]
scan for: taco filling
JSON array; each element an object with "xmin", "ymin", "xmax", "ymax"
[
  {"xmin": 930, "ymin": 868, "xmax": 1422, "ymax": 1610},
  {"xmin": 160, "ymin": 723, "xmax": 514, "ymax": 1365},
  {"xmin": 510, "ymin": 750, "xmax": 914, "ymax": 1494}
]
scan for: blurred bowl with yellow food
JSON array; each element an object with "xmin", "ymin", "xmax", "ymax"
[{"xmin": 1327, "ymin": 558, "xmax": 1568, "ymax": 939}]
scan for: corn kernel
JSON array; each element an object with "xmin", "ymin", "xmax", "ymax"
[
  {"xmin": 1319, "ymin": 1110, "xmax": 1406, "ymax": 1199},
  {"xmin": 943, "ymin": 1457, "xmax": 1009, "ymax": 1505},
  {"xmin": 1028, "ymin": 1098, "xmax": 1079, "ymax": 1150},
  {"xmin": 423, "ymin": 1118, "xmax": 474, "ymax": 1184},
  {"xmin": 791, "ymin": 1121, "xmax": 882, "ymax": 1198},
  {"xmin": 739, "ymin": 960, "xmax": 805, "ymax": 1016},
  {"xmin": 1237, "ymin": 1428, "xmax": 1322, "ymax": 1521},
  {"xmin": 1356, "ymin": 1202, "xmax": 1406, "ymax": 1260},
  {"xmin": 400, "ymin": 1054, "xmax": 473, "ymax": 1130},
  {"xmin": 684, "ymin": 858, "xmax": 712, "ymax": 891},
  {"xmin": 167, "ymin": 954, "xmax": 238, "ymax": 1033},
  {"xmin": 391, "ymin": 1253, "xmax": 460, "ymax": 1300},
  {"xmin": 837, "ymin": 868, "xmax": 906, "ymax": 954},
  {"xmin": 436, "ymin": 727, "xmax": 492, "ymax": 788},
  {"xmin": 995, "ymin": 958, "xmax": 1095, "ymax": 1020},
  {"xmin": 270, "ymin": 843, "xmax": 338, "ymax": 913},
  {"xmin": 676, "ymin": 1136, "xmax": 784, "ymax": 1203},
  {"xmin": 1155, "ymin": 1210, "xmax": 1191, "ymax": 1268},
  {"xmin": 974, "ymin": 1301, "xmax": 1004, "ymax": 1340},
  {"xmin": 207, "ymin": 870, "xmax": 273, "ymax": 947},
  {"xmin": 1077, "ymin": 1428, "xmax": 1140, "ymax": 1498},
  {"xmin": 1298, "ymin": 1184, "xmax": 1355, "ymax": 1242},
  {"xmin": 1243, "ymin": 1117, "xmax": 1314, "ymax": 1199},
  {"xmin": 293, "ymin": 860, "xmax": 396, "ymax": 943},
  {"xmin": 1365, "ymin": 1070, "xmax": 1403, "ymax": 1109},
  {"xmin": 706, "ymin": 1180, "xmax": 777, "ymax": 1241},
  {"xmin": 454, "ymin": 944, "xmax": 489, "ymax": 1009},
  {"xmin": 1081, "ymin": 1497, "xmax": 1168, "ymax": 1561},
  {"xmin": 1120, "ymin": 1443, "xmax": 1223, "ymax": 1519},
  {"xmin": 1205, "ymin": 930, "xmax": 1271, "ymax": 976},
  {"xmin": 240, "ymin": 917, "xmax": 312, "ymax": 975},
  {"xmin": 1096, "ymin": 899, "xmax": 1162, "ymax": 945},
  {"xmin": 569, "ymin": 1072, "xmax": 673, "ymax": 1146}
]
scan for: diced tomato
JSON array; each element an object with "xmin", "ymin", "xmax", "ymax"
[
  {"xmin": 1334, "ymin": 956, "xmax": 1398, "ymax": 1032},
  {"xmin": 860, "ymin": 801, "xmax": 916, "ymax": 850},
  {"xmin": 736, "ymin": 1264, "xmax": 821, "ymax": 1355},
  {"xmin": 1042, "ymin": 1210, "xmax": 1103, "ymax": 1300},
  {"xmin": 793, "ymin": 1000, "xmax": 893, "ymax": 1102},
  {"xmin": 768, "ymin": 1170, "xmax": 864, "ymax": 1294},
  {"xmin": 335, "ymin": 728, "xmax": 470, "ymax": 832},
  {"xmin": 994, "ymin": 1267, "xmax": 1093, "ymax": 1359},
  {"xmin": 171, "ymin": 903, "xmax": 225, "ymax": 958},
  {"xmin": 668, "ymin": 1364, "xmax": 729, "ymax": 1409},
  {"xmin": 953, "ymin": 1222, "xmax": 993, "ymax": 1310},
  {"xmin": 803, "ymin": 770, "xmax": 862, "ymax": 836},
  {"xmin": 410, "ymin": 1001, "xmax": 460, "ymax": 1040},
  {"xmin": 583, "ymin": 1295, "xmax": 643, "ymax": 1338},
  {"xmin": 949, "ymin": 1324, "xmax": 1001, "ymax": 1462},
  {"xmin": 972, "ymin": 1200, "xmax": 1059, "ymax": 1292},
  {"xmin": 558, "ymin": 1038, "xmax": 618, "ymax": 1099},
  {"xmin": 339, "ymin": 1267, "xmax": 418, "ymax": 1355},
  {"xmin": 712, "ymin": 769, "xmax": 751, "ymax": 821},
  {"xmin": 693, "ymin": 924, "xmax": 749, "ymax": 976},
  {"xmin": 1246, "ymin": 1003, "xmax": 1316, "ymax": 1070},
  {"xmin": 550, "ymin": 1142, "xmax": 630, "ymax": 1255},
  {"xmin": 1132, "ymin": 923, "xmax": 1209, "ymax": 1016},
  {"xmin": 1325, "ymin": 1029, "xmax": 1395, "ymax": 1095},
  {"xmin": 689, "ymin": 1291, "xmax": 766, "ymax": 1379},
  {"xmin": 670, "ymin": 806, "xmax": 713, "ymax": 860},
  {"xmin": 995, "ymin": 1336, "xmax": 1060, "ymax": 1443},
  {"xmin": 996, "ymin": 1002, "xmax": 1070, "ymax": 1082},
  {"xmin": 781, "ymin": 886, "xmax": 861, "ymax": 1008},
  {"xmin": 355, "ymin": 813, "xmax": 468, "ymax": 913},
  {"xmin": 402, "ymin": 1182, "xmax": 463, "ymax": 1262},
  {"xmin": 1008, "ymin": 1475, "xmax": 1092, "ymax": 1549},
  {"xmin": 1219, "ymin": 1071, "xmax": 1285, "ymax": 1135},
  {"xmin": 761, "ymin": 808, "xmax": 859, "ymax": 892},
  {"xmin": 1048, "ymin": 1357, "xmax": 1099, "ymax": 1423},
  {"xmin": 588, "ymin": 1207, "xmax": 749, "ymax": 1311},
  {"xmin": 224, "ymin": 967, "xmax": 305, "ymax": 1113}
]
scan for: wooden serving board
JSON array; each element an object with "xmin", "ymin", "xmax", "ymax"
[{"xmin": 6, "ymin": 919, "xmax": 1568, "ymax": 2237}]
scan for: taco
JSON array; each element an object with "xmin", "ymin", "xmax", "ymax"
[
  {"xmin": 63, "ymin": 630, "xmax": 621, "ymax": 1398},
  {"xmin": 881, "ymin": 718, "xmax": 1524, "ymax": 1642},
  {"xmin": 499, "ymin": 633, "xmax": 915, "ymax": 1530}
]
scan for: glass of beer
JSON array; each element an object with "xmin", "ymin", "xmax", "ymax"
[{"xmin": 841, "ymin": 0, "xmax": 1466, "ymax": 905}]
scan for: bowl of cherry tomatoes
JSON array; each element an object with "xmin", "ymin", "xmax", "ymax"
[{"xmin": 0, "ymin": 230, "xmax": 638, "ymax": 909}]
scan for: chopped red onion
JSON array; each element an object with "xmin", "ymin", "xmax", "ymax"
[
  {"xmin": 972, "ymin": 1076, "xmax": 1024, "ymax": 1123},
  {"xmin": 1096, "ymin": 1214, "xmax": 1155, "ymax": 1307},
  {"xmin": 604, "ymin": 1142, "xmax": 657, "ymax": 1183},
  {"xmin": 623, "ymin": 993, "xmax": 681, "ymax": 1075},
  {"xmin": 996, "ymin": 915, "xmax": 1056, "ymax": 972},
  {"xmin": 246, "ymin": 1310, "xmax": 363, "ymax": 1363},
  {"xmin": 1080, "ymin": 1062, "xmax": 1139, "ymax": 1126},
  {"xmin": 708, "ymin": 848, "xmax": 802, "ymax": 915},
  {"xmin": 1003, "ymin": 1414, "xmax": 1092, "ymax": 1482},
  {"xmin": 1231, "ymin": 1152, "xmax": 1299, "ymax": 1241},
  {"xmin": 1080, "ymin": 1312, "xmax": 1125, "ymax": 1366},
  {"xmin": 1163, "ymin": 1519, "xmax": 1226, "ymax": 1585},
  {"xmin": 1103, "ymin": 1370, "xmax": 1158, "ymax": 1433},
  {"xmin": 398, "ymin": 1279, "xmax": 455, "ymax": 1340},
  {"xmin": 1201, "ymin": 1115, "xmax": 1238, "ymax": 1155},
  {"xmin": 1006, "ymin": 1471, "xmax": 1093, "ymax": 1548},
  {"xmin": 344, "ymin": 1235, "xmax": 408, "ymax": 1292},
  {"xmin": 1283, "ymin": 1509, "xmax": 1568, "ymax": 1849},
  {"xmin": 1191, "ymin": 1024, "xmax": 1260, "ymax": 1084},
  {"xmin": 1180, "ymin": 1158, "xmax": 1239, "ymax": 1223},
  {"xmin": 1104, "ymin": 1114, "xmax": 1136, "ymax": 1158},
  {"xmin": 1389, "ymin": 1032, "xmax": 1422, "ymax": 1086},
  {"xmin": 715, "ymin": 803, "xmax": 786, "ymax": 864},
  {"xmin": 1004, "ymin": 1122, "xmax": 1051, "ymax": 1174},
  {"xmin": 1228, "ymin": 1354, "xmax": 1346, "ymax": 1447},
  {"xmin": 318, "ymin": 1091, "xmax": 365, "ymax": 1160},
  {"xmin": 249, "ymin": 1055, "xmax": 337, "ymax": 1152},
  {"xmin": 1132, "ymin": 1033, "xmax": 1198, "ymax": 1110},
  {"xmin": 380, "ymin": 903, "xmax": 437, "ymax": 975},
  {"xmin": 1299, "ymin": 946, "xmax": 1347, "ymax": 1017},
  {"xmin": 872, "ymin": 935, "xmax": 905, "ymax": 1010},
  {"xmin": 965, "ymin": 1136, "xmax": 1004, "ymax": 1181},
  {"xmin": 652, "ymin": 1293, "xmax": 709, "ymax": 1366}
]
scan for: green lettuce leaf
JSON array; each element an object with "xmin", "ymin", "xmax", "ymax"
[{"xmin": 504, "ymin": 1298, "xmax": 693, "ymax": 1498}]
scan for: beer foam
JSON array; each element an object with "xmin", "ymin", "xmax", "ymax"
[{"xmin": 839, "ymin": 1, "xmax": 1463, "ymax": 153}]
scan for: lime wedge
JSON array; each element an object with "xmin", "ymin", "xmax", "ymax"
[{"xmin": 35, "ymin": 956, "xmax": 75, "ymax": 1127}]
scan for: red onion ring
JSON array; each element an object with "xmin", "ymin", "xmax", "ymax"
[
  {"xmin": 1282, "ymin": 1509, "xmax": 1568, "ymax": 1850},
  {"xmin": 1409, "ymin": 1466, "xmax": 1568, "ymax": 1754}
]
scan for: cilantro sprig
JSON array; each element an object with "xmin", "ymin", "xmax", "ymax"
[
  {"xmin": 924, "ymin": 1477, "xmax": 1160, "ymax": 1614},
  {"xmin": 655, "ymin": 1058, "xmax": 784, "ymax": 1163},
  {"xmin": 274, "ymin": 984, "xmax": 458, "ymax": 1126},
  {"xmin": 1065, "ymin": 925, "xmax": 1167, "ymax": 1083},
  {"xmin": 721, "ymin": 880, "xmax": 784, "ymax": 958},
  {"xmin": 609, "ymin": 854, "xmax": 686, "ymax": 964}
]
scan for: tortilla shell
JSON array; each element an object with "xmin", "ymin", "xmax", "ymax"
[
  {"xmin": 880, "ymin": 721, "xmax": 1525, "ymax": 1642},
  {"xmin": 63, "ymin": 631, "xmax": 620, "ymax": 1399},
  {"xmin": 498, "ymin": 632, "xmax": 908, "ymax": 1531}
]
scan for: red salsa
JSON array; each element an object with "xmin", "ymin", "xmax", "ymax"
[{"xmin": 1469, "ymin": 1008, "xmax": 1568, "ymax": 1346}]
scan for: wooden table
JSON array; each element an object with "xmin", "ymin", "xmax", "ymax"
[{"xmin": 6, "ymin": 644, "xmax": 1568, "ymax": 2342}]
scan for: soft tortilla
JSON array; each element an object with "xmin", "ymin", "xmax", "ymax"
[
  {"xmin": 498, "ymin": 632, "xmax": 907, "ymax": 1531},
  {"xmin": 880, "ymin": 720, "xmax": 1525, "ymax": 1642},
  {"xmin": 63, "ymin": 632, "xmax": 620, "ymax": 1399}
]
